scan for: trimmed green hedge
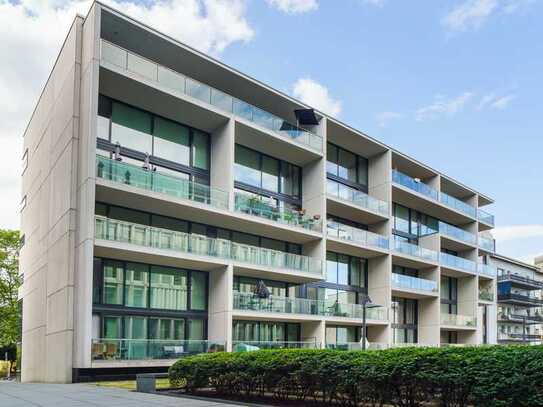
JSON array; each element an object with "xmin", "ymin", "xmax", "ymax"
[{"xmin": 169, "ymin": 346, "xmax": 543, "ymax": 407}]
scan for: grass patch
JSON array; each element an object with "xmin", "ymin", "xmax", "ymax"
[{"xmin": 94, "ymin": 378, "xmax": 171, "ymax": 390}]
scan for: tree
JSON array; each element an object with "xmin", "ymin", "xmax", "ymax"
[{"xmin": 0, "ymin": 230, "xmax": 21, "ymax": 347}]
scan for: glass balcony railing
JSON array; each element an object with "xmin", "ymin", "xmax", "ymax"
[
  {"xmin": 392, "ymin": 239, "xmax": 439, "ymax": 263},
  {"xmin": 478, "ymin": 235, "xmax": 495, "ymax": 252},
  {"xmin": 232, "ymin": 341, "xmax": 319, "ymax": 351},
  {"xmin": 327, "ymin": 179, "xmax": 389, "ymax": 216},
  {"xmin": 441, "ymin": 313, "xmax": 477, "ymax": 327},
  {"xmin": 439, "ymin": 192, "xmax": 477, "ymax": 218},
  {"xmin": 439, "ymin": 252, "xmax": 477, "ymax": 273},
  {"xmin": 91, "ymin": 339, "xmax": 225, "ymax": 361},
  {"xmin": 234, "ymin": 192, "xmax": 321, "ymax": 232},
  {"xmin": 233, "ymin": 291, "xmax": 388, "ymax": 320},
  {"xmin": 96, "ymin": 155, "xmax": 229, "ymax": 210},
  {"xmin": 479, "ymin": 290, "xmax": 494, "ymax": 302},
  {"xmin": 478, "ymin": 209, "xmax": 495, "ymax": 226},
  {"xmin": 477, "ymin": 263, "xmax": 497, "ymax": 278},
  {"xmin": 392, "ymin": 170, "xmax": 438, "ymax": 201},
  {"xmin": 95, "ymin": 216, "xmax": 322, "ymax": 275},
  {"xmin": 391, "ymin": 273, "xmax": 438, "ymax": 293},
  {"xmin": 438, "ymin": 222, "xmax": 477, "ymax": 245},
  {"xmin": 326, "ymin": 221, "xmax": 389, "ymax": 250},
  {"xmin": 101, "ymin": 40, "xmax": 322, "ymax": 152}
]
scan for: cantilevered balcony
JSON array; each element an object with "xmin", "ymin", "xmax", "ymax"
[
  {"xmin": 232, "ymin": 341, "xmax": 318, "ymax": 351},
  {"xmin": 391, "ymin": 273, "xmax": 438, "ymax": 296},
  {"xmin": 94, "ymin": 216, "xmax": 323, "ymax": 277},
  {"xmin": 497, "ymin": 273, "xmax": 543, "ymax": 290},
  {"xmin": 326, "ymin": 220, "xmax": 389, "ymax": 257},
  {"xmin": 498, "ymin": 333, "xmax": 541, "ymax": 342},
  {"xmin": 96, "ymin": 155, "xmax": 229, "ymax": 209},
  {"xmin": 391, "ymin": 239, "xmax": 439, "ymax": 266},
  {"xmin": 438, "ymin": 222, "xmax": 477, "ymax": 246},
  {"xmin": 326, "ymin": 179, "xmax": 389, "ymax": 222},
  {"xmin": 478, "ymin": 209, "xmax": 495, "ymax": 227},
  {"xmin": 234, "ymin": 192, "xmax": 321, "ymax": 232},
  {"xmin": 100, "ymin": 40, "xmax": 322, "ymax": 153},
  {"xmin": 477, "ymin": 263, "xmax": 497, "ymax": 279},
  {"xmin": 497, "ymin": 292, "xmax": 543, "ymax": 306},
  {"xmin": 392, "ymin": 170, "xmax": 493, "ymax": 225},
  {"xmin": 441, "ymin": 313, "xmax": 477, "ymax": 328},
  {"xmin": 498, "ymin": 313, "xmax": 543, "ymax": 324},
  {"xmin": 478, "ymin": 235, "xmax": 496, "ymax": 253},
  {"xmin": 233, "ymin": 291, "xmax": 388, "ymax": 321},
  {"xmin": 440, "ymin": 252, "xmax": 476, "ymax": 275}
]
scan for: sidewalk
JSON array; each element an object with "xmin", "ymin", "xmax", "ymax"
[{"xmin": 0, "ymin": 381, "xmax": 242, "ymax": 407}]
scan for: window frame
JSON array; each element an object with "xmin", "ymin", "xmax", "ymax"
[{"xmin": 326, "ymin": 142, "xmax": 369, "ymax": 193}]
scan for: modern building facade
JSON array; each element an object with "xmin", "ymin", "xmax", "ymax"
[
  {"xmin": 490, "ymin": 254, "xmax": 543, "ymax": 344},
  {"xmin": 19, "ymin": 2, "xmax": 498, "ymax": 383}
]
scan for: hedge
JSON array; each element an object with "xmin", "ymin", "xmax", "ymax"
[{"xmin": 169, "ymin": 345, "xmax": 543, "ymax": 407}]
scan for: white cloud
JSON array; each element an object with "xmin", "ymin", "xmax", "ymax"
[
  {"xmin": 415, "ymin": 92, "xmax": 474, "ymax": 121},
  {"xmin": 376, "ymin": 111, "xmax": 403, "ymax": 127},
  {"xmin": 477, "ymin": 93, "xmax": 516, "ymax": 110},
  {"xmin": 492, "ymin": 225, "xmax": 543, "ymax": 242},
  {"xmin": 266, "ymin": 0, "xmax": 318, "ymax": 14},
  {"xmin": 0, "ymin": 0, "xmax": 254, "ymax": 230},
  {"xmin": 442, "ymin": 0, "xmax": 534, "ymax": 31},
  {"xmin": 292, "ymin": 78, "xmax": 342, "ymax": 117}
]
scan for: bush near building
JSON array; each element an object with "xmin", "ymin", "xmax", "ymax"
[{"xmin": 169, "ymin": 346, "xmax": 543, "ymax": 407}]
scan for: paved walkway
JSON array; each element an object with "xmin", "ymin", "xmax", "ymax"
[{"xmin": 0, "ymin": 381, "xmax": 243, "ymax": 407}]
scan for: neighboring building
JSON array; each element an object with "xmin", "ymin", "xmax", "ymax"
[
  {"xmin": 19, "ymin": 3, "xmax": 498, "ymax": 383},
  {"xmin": 489, "ymin": 254, "xmax": 543, "ymax": 344}
]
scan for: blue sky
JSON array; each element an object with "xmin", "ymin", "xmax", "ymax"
[{"xmin": 1, "ymin": 0, "xmax": 542, "ymax": 262}]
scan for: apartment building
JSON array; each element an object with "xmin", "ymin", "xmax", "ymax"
[
  {"xmin": 19, "ymin": 2, "xmax": 498, "ymax": 383},
  {"xmin": 490, "ymin": 254, "xmax": 543, "ymax": 344}
]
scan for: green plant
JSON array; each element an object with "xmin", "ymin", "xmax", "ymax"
[{"xmin": 169, "ymin": 346, "xmax": 543, "ymax": 407}]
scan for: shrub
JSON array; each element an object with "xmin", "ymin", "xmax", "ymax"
[{"xmin": 169, "ymin": 345, "xmax": 543, "ymax": 407}]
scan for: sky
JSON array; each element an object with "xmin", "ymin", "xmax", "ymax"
[{"xmin": 1, "ymin": 0, "xmax": 542, "ymax": 263}]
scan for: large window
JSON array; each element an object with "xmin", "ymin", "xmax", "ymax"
[
  {"xmin": 392, "ymin": 203, "xmax": 439, "ymax": 241},
  {"xmin": 440, "ymin": 276, "xmax": 458, "ymax": 314},
  {"xmin": 95, "ymin": 259, "xmax": 206, "ymax": 312},
  {"xmin": 232, "ymin": 320, "xmax": 300, "ymax": 343},
  {"xmin": 97, "ymin": 95, "xmax": 210, "ymax": 174},
  {"xmin": 326, "ymin": 252, "xmax": 367, "ymax": 288},
  {"xmin": 234, "ymin": 144, "xmax": 301, "ymax": 200},
  {"xmin": 326, "ymin": 325, "xmax": 359, "ymax": 345},
  {"xmin": 326, "ymin": 143, "xmax": 368, "ymax": 191},
  {"xmin": 392, "ymin": 297, "xmax": 418, "ymax": 344}
]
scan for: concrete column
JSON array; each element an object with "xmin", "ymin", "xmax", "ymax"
[
  {"xmin": 211, "ymin": 120, "xmax": 235, "ymax": 210},
  {"xmin": 301, "ymin": 320, "xmax": 325, "ymax": 349},
  {"xmin": 368, "ymin": 150, "xmax": 392, "ymax": 217},
  {"xmin": 368, "ymin": 255, "xmax": 392, "ymax": 344},
  {"xmin": 418, "ymin": 295, "xmax": 440, "ymax": 345},
  {"xmin": 208, "ymin": 265, "xmax": 233, "ymax": 351}
]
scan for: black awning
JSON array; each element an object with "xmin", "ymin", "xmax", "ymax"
[{"xmin": 294, "ymin": 108, "xmax": 319, "ymax": 126}]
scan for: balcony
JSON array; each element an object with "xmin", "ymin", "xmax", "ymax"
[
  {"xmin": 439, "ymin": 192, "xmax": 477, "ymax": 218},
  {"xmin": 91, "ymin": 339, "xmax": 224, "ymax": 361},
  {"xmin": 327, "ymin": 179, "xmax": 389, "ymax": 218},
  {"xmin": 234, "ymin": 192, "xmax": 321, "ymax": 232},
  {"xmin": 95, "ymin": 216, "xmax": 322, "ymax": 276},
  {"xmin": 440, "ymin": 252, "xmax": 476, "ymax": 274},
  {"xmin": 479, "ymin": 290, "xmax": 494, "ymax": 302},
  {"xmin": 478, "ymin": 235, "xmax": 496, "ymax": 252},
  {"xmin": 96, "ymin": 155, "xmax": 229, "ymax": 209},
  {"xmin": 233, "ymin": 291, "xmax": 388, "ymax": 321},
  {"xmin": 326, "ymin": 221, "xmax": 389, "ymax": 252},
  {"xmin": 392, "ymin": 239, "xmax": 439, "ymax": 264},
  {"xmin": 438, "ymin": 222, "xmax": 477, "ymax": 246},
  {"xmin": 101, "ymin": 40, "xmax": 322, "ymax": 153},
  {"xmin": 391, "ymin": 273, "xmax": 438, "ymax": 294},
  {"xmin": 392, "ymin": 170, "xmax": 438, "ymax": 201},
  {"xmin": 477, "ymin": 263, "xmax": 497, "ymax": 279},
  {"xmin": 441, "ymin": 313, "xmax": 477, "ymax": 328},
  {"xmin": 497, "ymin": 273, "xmax": 543, "ymax": 290},
  {"xmin": 498, "ymin": 293, "xmax": 543, "ymax": 306},
  {"xmin": 478, "ymin": 209, "xmax": 495, "ymax": 227},
  {"xmin": 498, "ymin": 333, "xmax": 541, "ymax": 342},
  {"xmin": 499, "ymin": 313, "xmax": 543, "ymax": 324},
  {"xmin": 232, "ymin": 341, "xmax": 319, "ymax": 351}
]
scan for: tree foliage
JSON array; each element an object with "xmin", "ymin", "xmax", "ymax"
[
  {"xmin": 169, "ymin": 346, "xmax": 543, "ymax": 407},
  {"xmin": 0, "ymin": 229, "xmax": 21, "ymax": 347}
]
